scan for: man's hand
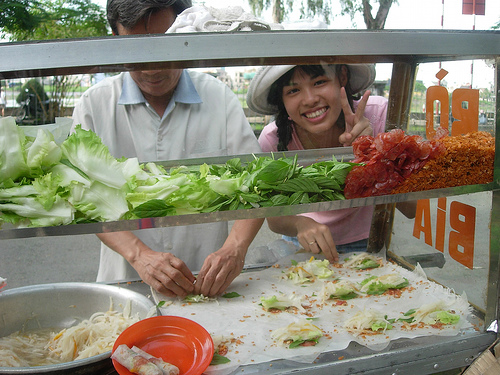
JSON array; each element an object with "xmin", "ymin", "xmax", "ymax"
[
  {"xmin": 193, "ymin": 218, "xmax": 264, "ymax": 297},
  {"xmin": 338, "ymin": 88, "xmax": 373, "ymax": 146},
  {"xmin": 193, "ymin": 244, "xmax": 245, "ymax": 297},
  {"xmin": 97, "ymin": 232, "xmax": 195, "ymax": 298},
  {"xmin": 131, "ymin": 248, "xmax": 196, "ymax": 298}
]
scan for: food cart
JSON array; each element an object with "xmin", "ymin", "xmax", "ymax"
[{"xmin": 0, "ymin": 29, "xmax": 499, "ymax": 374}]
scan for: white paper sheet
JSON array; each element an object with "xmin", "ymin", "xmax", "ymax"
[{"xmin": 153, "ymin": 252, "xmax": 472, "ymax": 374}]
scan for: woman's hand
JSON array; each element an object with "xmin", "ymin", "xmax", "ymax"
[
  {"xmin": 294, "ymin": 217, "xmax": 339, "ymax": 263},
  {"xmin": 338, "ymin": 88, "xmax": 373, "ymax": 146}
]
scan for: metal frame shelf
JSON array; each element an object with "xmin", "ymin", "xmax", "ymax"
[
  {"xmin": 1, "ymin": 30, "xmax": 499, "ymax": 78},
  {"xmin": 1, "ymin": 29, "xmax": 499, "ymax": 374}
]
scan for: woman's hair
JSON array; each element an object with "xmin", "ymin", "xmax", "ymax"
[
  {"xmin": 266, "ymin": 64, "xmax": 357, "ymax": 151},
  {"xmin": 107, "ymin": 0, "xmax": 192, "ymax": 35}
]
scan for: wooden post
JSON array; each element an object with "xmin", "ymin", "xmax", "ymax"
[{"xmin": 367, "ymin": 61, "xmax": 417, "ymax": 253}]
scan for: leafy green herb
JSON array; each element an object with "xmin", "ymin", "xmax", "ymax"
[
  {"xmin": 132, "ymin": 199, "xmax": 175, "ymax": 218},
  {"xmin": 210, "ymin": 353, "xmax": 231, "ymax": 365},
  {"xmin": 404, "ymin": 308, "xmax": 417, "ymax": 316},
  {"xmin": 333, "ymin": 291, "xmax": 358, "ymax": 300},
  {"xmin": 222, "ymin": 292, "xmax": 241, "ymax": 298},
  {"xmin": 157, "ymin": 300, "xmax": 166, "ymax": 308}
]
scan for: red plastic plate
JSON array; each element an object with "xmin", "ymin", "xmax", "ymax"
[{"xmin": 112, "ymin": 315, "xmax": 214, "ymax": 375}]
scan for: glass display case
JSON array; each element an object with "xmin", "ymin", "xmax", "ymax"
[{"xmin": 0, "ymin": 29, "xmax": 499, "ymax": 374}]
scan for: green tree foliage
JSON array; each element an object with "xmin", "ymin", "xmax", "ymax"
[
  {"xmin": 248, "ymin": 0, "xmax": 395, "ymax": 29},
  {"xmin": 0, "ymin": 1, "xmax": 47, "ymax": 37},
  {"xmin": 2, "ymin": 0, "xmax": 108, "ymax": 41},
  {"xmin": 414, "ymin": 80, "xmax": 427, "ymax": 94},
  {"xmin": 2, "ymin": 1, "xmax": 109, "ymax": 124}
]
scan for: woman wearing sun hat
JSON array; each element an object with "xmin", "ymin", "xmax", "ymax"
[{"xmin": 246, "ymin": 63, "xmax": 388, "ymax": 262}]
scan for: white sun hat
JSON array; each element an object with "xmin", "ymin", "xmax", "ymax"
[{"xmin": 246, "ymin": 63, "xmax": 376, "ymax": 115}]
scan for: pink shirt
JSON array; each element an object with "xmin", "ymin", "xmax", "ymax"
[{"xmin": 258, "ymin": 96, "xmax": 388, "ymax": 245}]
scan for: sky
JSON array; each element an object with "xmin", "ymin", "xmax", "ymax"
[{"xmin": 96, "ymin": 0, "xmax": 500, "ymax": 88}]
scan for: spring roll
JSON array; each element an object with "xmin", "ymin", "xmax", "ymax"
[
  {"xmin": 111, "ymin": 344, "xmax": 162, "ymax": 375},
  {"xmin": 131, "ymin": 346, "xmax": 179, "ymax": 375}
]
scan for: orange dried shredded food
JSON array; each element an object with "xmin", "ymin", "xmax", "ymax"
[{"xmin": 392, "ymin": 131, "xmax": 494, "ymax": 194}]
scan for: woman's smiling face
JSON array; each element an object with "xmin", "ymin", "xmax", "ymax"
[{"xmin": 282, "ymin": 67, "xmax": 345, "ymax": 136}]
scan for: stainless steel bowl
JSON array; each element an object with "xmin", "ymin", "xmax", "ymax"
[{"xmin": 0, "ymin": 282, "xmax": 156, "ymax": 374}]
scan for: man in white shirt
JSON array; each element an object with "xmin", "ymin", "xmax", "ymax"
[{"xmin": 72, "ymin": 0, "xmax": 263, "ymax": 298}]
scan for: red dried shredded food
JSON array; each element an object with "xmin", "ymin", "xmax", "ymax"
[
  {"xmin": 392, "ymin": 131, "xmax": 495, "ymax": 194},
  {"xmin": 344, "ymin": 129, "xmax": 445, "ymax": 199}
]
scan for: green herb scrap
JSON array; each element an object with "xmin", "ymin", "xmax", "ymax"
[
  {"xmin": 210, "ymin": 353, "xmax": 231, "ymax": 365},
  {"xmin": 221, "ymin": 292, "xmax": 241, "ymax": 299},
  {"xmin": 334, "ymin": 291, "xmax": 358, "ymax": 300}
]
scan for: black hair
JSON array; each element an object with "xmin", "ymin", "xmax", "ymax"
[
  {"xmin": 266, "ymin": 65, "xmax": 356, "ymax": 151},
  {"xmin": 107, "ymin": 0, "xmax": 192, "ymax": 35}
]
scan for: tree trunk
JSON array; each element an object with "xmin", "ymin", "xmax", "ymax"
[
  {"xmin": 272, "ymin": 0, "xmax": 282, "ymax": 23},
  {"xmin": 362, "ymin": 0, "xmax": 394, "ymax": 29}
]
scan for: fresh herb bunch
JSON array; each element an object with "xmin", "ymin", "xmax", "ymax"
[{"xmin": 133, "ymin": 154, "xmax": 356, "ymax": 218}]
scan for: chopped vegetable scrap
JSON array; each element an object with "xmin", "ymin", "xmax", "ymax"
[
  {"xmin": 270, "ymin": 319, "xmax": 323, "ymax": 348},
  {"xmin": 183, "ymin": 294, "xmax": 212, "ymax": 303},
  {"xmin": 343, "ymin": 309, "xmax": 394, "ymax": 336},
  {"xmin": 320, "ymin": 280, "xmax": 359, "ymax": 302},
  {"xmin": 343, "ymin": 253, "xmax": 382, "ymax": 270},
  {"xmin": 0, "ymin": 117, "xmax": 357, "ymax": 228},
  {"xmin": 283, "ymin": 257, "xmax": 335, "ymax": 284},
  {"xmin": 359, "ymin": 273, "xmax": 409, "ymax": 295},
  {"xmin": 260, "ymin": 293, "xmax": 306, "ymax": 312},
  {"xmin": 344, "ymin": 128, "xmax": 446, "ymax": 199},
  {"xmin": 392, "ymin": 131, "xmax": 495, "ymax": 194},
  {"xmin": 398, "ymin": 300, "xmax": 460, "ymax": 327}
]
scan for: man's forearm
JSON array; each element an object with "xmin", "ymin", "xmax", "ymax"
[
  {"xmin": 96, "ymin": 231, "xmax": 147, "ymax": 265},
  {"xmin": 226, "ymin": 218, "xmax": 265, "ymax": 251}
]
